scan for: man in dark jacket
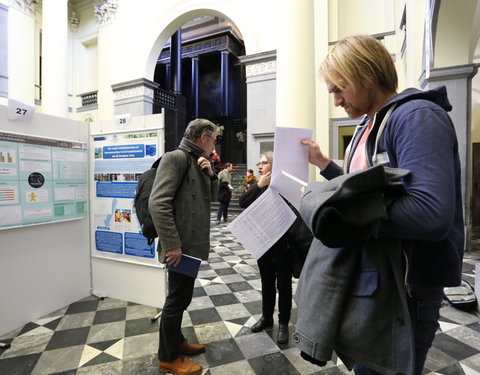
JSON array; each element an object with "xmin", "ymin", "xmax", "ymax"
[
  {"xmin": 298, "ymin": 35, "xmax": 464, "ymax": 375},
  {"xmin": 216, "ymin": 162, "xmax": 234, "ymax": 224},
  {"xmin": 149, "ymin": 118, "xmax": 219, "ymax": 375}
]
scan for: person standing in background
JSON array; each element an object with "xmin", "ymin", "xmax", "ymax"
[
  {"xmin": 243, "ymin": 168, "xmax": 257, "ymax": 192},
  {"xmin": 210, "ymin": 148, "xmax": 221, "ymax": 174},
  {"xmin": 216, "ymin": 162, "xmax": 234, "ymax": 224},
  {"xmin": 239, "ymin": 153, "xmax": 293, "ymax": 344}
]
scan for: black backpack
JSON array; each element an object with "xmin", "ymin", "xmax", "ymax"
[{"xmin": 134, "ymin": 149, "xmax": 190, "ymax": 245}]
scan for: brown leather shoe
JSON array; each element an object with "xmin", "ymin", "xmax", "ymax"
[
  {"xmin": 180, "ymin": 340, "xmax": 206, "ymax": 355},
  {"xmin": 158, "ymin": 357, "xmax": 202, "ymax": 375}
]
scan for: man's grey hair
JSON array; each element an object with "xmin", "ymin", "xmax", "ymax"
[{"xmin": 184, "ymin": 118, "xmax": 218, "ymax": 140}]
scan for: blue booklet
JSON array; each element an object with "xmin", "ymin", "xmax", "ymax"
[{"xmin": 166, "ymin": 254, "xmax": 202, "ymax": 278}]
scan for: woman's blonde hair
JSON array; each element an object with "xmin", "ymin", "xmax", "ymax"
[
  {"xmin": 260, "ymin": 151, "xmax": 273, "ymax": 167},
  {"xmin": 320, "ymin": 35, "xmax": 398, "ymax": 93}
]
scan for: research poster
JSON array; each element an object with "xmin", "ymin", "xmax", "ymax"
[
  {"xmin": 91, "ymin": 130, "xmax": 161, "ymax": 263},
  {"xmin": 0, "ymin": 132, "xmax": 88, "ymax": 229}
]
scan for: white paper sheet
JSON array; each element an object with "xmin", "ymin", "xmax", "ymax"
[
  {"xmin": 271, "ymin": 126, "xmax": 314, "ymax": 185},
  {"xmin": 226, "ymin": 126, "xmax": 313, "ymax": 259},
  {"xmin": 226, "ymin": 188, "xmax": 296, "ymax": 259},
  {"xmin": 272, "ymin": 171, "xmax": 308, "ymax": 211}
]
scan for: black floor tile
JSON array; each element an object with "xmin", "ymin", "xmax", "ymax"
[
  {"xmin": 65, "ymin": 299, "xmax": 99, "ymax": 315},
  {"xmin": 92, "ymin": 307, "xmax": 127, "ymax": 325},
  {"xmin": 17, "ymin": 322, "xmax": 40, "ymax": 336},
  {"xmin": 203, "ymin": 338, "xmax": 245, "ymax": 367},
  {"xmin": 227, "ymin": 281, "xmax": 254, "ymax": 292},
  {"xmin": 215, "ymin": 267, "xmax": 237, "ymax": 276},
  {"xmin": 50, "ymin": 370, "xmax": 78, "ymax": 375},
  {"xmin": 243, "ymin": 300, "xmax": 263, "ymax": 315},
  {"xmin": 0, "ymin": 353, "xmax": 42, "ymax": 375},
  {"xmin": 188, "ymin": 307, "xmax": 222, "ymax": 325},
  {"xmin": 90, "ymin": 338, "xmax": 122, "ymax": 351},
  {"xmin": 45, "ymin": 326, "xmax": 90, "ymax": 351},
  {"xmin": 125, "ymin": 317, "xmax": 158, "ymax": 337},
  {"xmin": 209, "ymin": 293, "xmax": 240, "ymax": 306},
  {"xmin": 249, "ymin": 352, "xmax": 301, "ymax": 375},
  {"xmin": 466, "ymin": 321, "xmax": 480, "ymax": 333},
  {"xmin": 431, "ymin": 333, "xmax": 479, "ymax": 361},
  {"xmin": 192, "ymin": 286, "xmax": 207, "ymax": 298},
  {"xmin": 82, "ymin": 352, "xmax": 120, "ymax": 367},
  {"xmin": 44, "ymin": 317, "xmax": 62, "ymax": 331}
]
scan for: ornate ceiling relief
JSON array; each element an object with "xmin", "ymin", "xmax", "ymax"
[
  {"xmin": 70, "ymin": 10, "xmax": 80, "ymax": 29},
  {"xmin": 94, "ymin": 0, "xmax": 118, "ymax": 25},
  {"xmin": 11, "ymin": 0, "xmax": 41, "ymax": 16}
]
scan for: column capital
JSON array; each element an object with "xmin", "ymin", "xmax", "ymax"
[
  {"xmin": 70, "ymin": 10, "xmax": 80, "ymax": 29},
  {"xmin": 11, "ymin": 0, "xmax": 41, "ymax": 16},
  {"xmin": 419, "ymin": 63, "xmax": 479, "ymax": 87},
  {"xmin": 94, "ymin": 0, "xmax": 118, "ymax": 25}
]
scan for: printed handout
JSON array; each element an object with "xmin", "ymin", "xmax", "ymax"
[
  {"xmin": 227, "ymin": 126, "xmax": 313, "ymax": 259},
  {"xmin": 227, "ymin": 188, "xmax": 296, "ymax": 259}
]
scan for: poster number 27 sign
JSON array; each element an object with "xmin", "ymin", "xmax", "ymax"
[{"xmin": 8, "ymin": 99, "xmax": 35, "ymax": 122}]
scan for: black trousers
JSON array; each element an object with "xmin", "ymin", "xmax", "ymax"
[
  {"xmin": 158, "ymin": 270, "xmax": 195, "ymax": 362},
  {"xmin": 353, "ymin": 287, "xmax": 444, "ymax": 375},
  {"xmin": 257, "ymin": 249, "xmax": 293, "ymax": 324}
]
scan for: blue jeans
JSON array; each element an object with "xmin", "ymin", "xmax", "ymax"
[
  {"xmin": 353, "ymin": 287, "xmax": 444, "ymax": 375},
  {"xmin": 217, "ymin": 201, "xmax": 230, "ymax": 221}
]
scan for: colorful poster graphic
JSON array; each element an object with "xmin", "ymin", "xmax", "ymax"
[
  {"xmin": 0, "ymin": 132, "xmax": 88, "ymax": 229},
  {"xmin": 91, "ymin": 131, "xmax": 160, "ymax": 263}
]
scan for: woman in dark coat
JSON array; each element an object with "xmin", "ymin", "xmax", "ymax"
[{"xmin": 239, "ymin": 152, "xmax": 293, "ymax": 344}]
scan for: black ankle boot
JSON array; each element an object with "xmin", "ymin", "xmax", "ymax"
[
  {"xmin": 277, "ymin": 323, "xmax": 289, "ymax": 344},
  {"xmin": 251, "ymin": 316, "xmax": 274, "ymax": 332}
]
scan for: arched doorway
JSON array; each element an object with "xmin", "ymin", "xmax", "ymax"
[{"xmin": 152, "ymin": 16, "xmax": 247, "ymax": 164}]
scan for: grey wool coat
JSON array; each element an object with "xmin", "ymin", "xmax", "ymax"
[
  {"xmin": 148, "ymin": 137, "xmax": 218, "ymax": 263},
  {"xmin": 293, "ymin": 166, "xmax": 415, "ymax": 375}
]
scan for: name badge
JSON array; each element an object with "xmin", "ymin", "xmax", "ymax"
[{"xmin": 373, "ymin": 152, "xmax": 389, "ymax": 165}]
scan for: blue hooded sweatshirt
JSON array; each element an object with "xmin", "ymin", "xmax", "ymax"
[{"xmin": 321, "ymin": 86, "xmax": 464, "ymax": 288}]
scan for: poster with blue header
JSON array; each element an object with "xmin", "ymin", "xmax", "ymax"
[{"xmin": 91, "ymin": 130, "xmax": 161, "ymax": 264}]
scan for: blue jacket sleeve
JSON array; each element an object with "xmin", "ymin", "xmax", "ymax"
[{"xmin": 379, "ymin": 104, "xmax": 459, "ymax": 241}]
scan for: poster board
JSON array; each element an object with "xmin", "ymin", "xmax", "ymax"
[
  {"xmin": 89, "ymin": 113, "xmax": 167, "ymax": 308},
  {"xmin": 90, "ymin": 129, "xmax": 162, "ymax": 267},
  {"xmin": 0, "ymin": 131, "xmax": 88, "ymax": 229}
]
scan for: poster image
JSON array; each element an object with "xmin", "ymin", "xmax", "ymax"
[
  {"xmin": 92, "ymin": 130, "xmax": 160, "ymax": 263},
  {"xmin": 0, "ymin": 132, "xmax": 88, "ymax": 229}
]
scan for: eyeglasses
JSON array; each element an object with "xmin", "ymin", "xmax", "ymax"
[
  {"xmin": 204, "ymin": 133, "xmax": 217, "ymax": 144},
  {"xmin": 256, "ymin": 161, "xmax": 269, "ymax": 167}
]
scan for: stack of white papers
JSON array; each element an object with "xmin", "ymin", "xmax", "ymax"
[{"xmin": 227, "ymin": 126, "xmax": 313, "ymax": 259}]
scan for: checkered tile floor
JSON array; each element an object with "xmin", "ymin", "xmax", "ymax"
[{"xmin": 1, "ymin": 217, "xmax": 480, "ymax": 375}]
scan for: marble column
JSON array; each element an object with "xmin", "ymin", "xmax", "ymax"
[
  {"xmin": 420, "ymin": 64, "xmax": 479, "ymax": 246},
  {"xmin": 170, "ymin": 30, "xmax": 182, "ymax": 94},
  {"xmin": 275, "ymin": 0, "xmax": 315, "ymax": 129},
  {"xmin": 0, "ymin": 4, "xmax": 7, "ymax": 98},
  {"xmin": 191, "ymin": 56, "xmax": 199, "ymax": 118},
  {"xmin": 165, "ymin": 63, "xmax": 171, "ymax": 91},
  {"xmin": 42, "ymin": 0, "xmax": 68, "ymax": 117},
  {"xmin": 220, "ymin": 50, "xmax": 229, "ymax": 116}
]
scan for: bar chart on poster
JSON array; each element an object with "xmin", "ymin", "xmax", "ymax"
[{"xmin": 0, "ymin": 131, "xmax": 88, "ymax": 229}]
